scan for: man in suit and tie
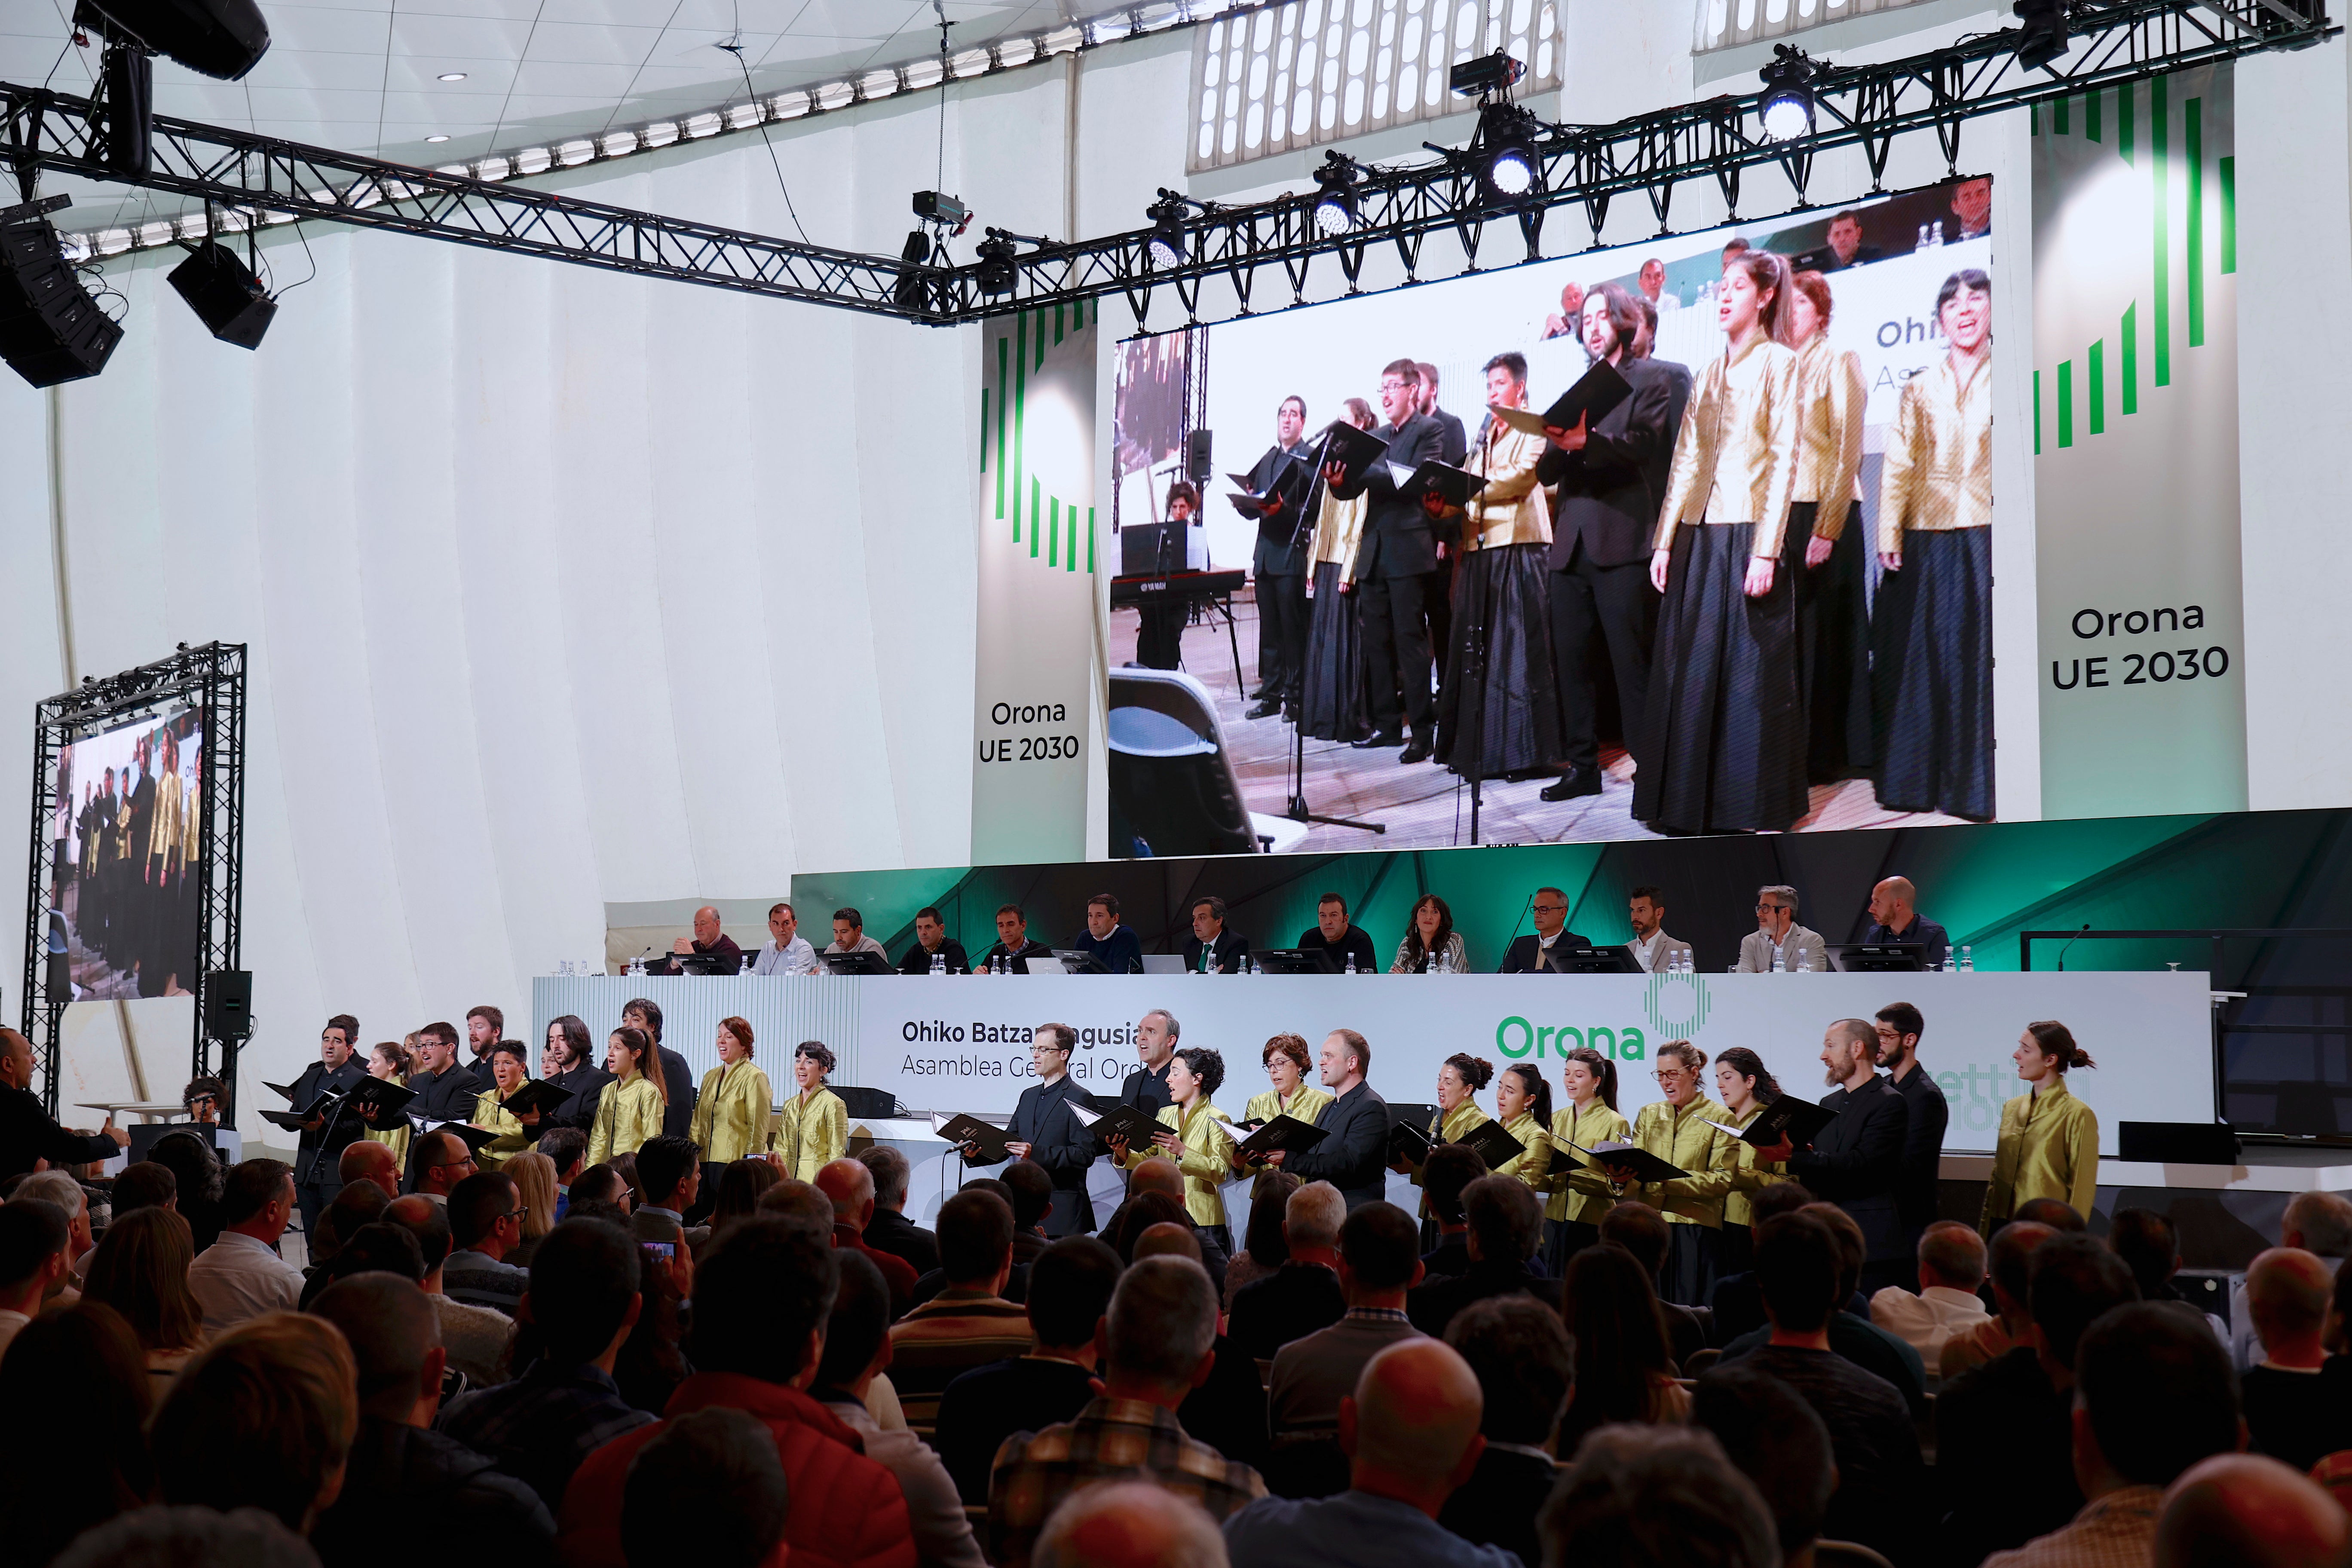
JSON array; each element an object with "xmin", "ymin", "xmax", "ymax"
[
  {"xmin": 1266, "ymin": 1029, "xmax": 1390, "ymax": 1210},
  {"xmin": 1754, "ymin": 1018, "xmax": 1913, "ymax": 1295},
  {"xmin": 1537, "ymin": 283, "xmax": 1692, "ymax": 801},
  {"xmin": 1738, "ymin": 885, "xmax": 1828, "ymax": 972},
  {"xmin": 1247, "ymin": 396, "xmax": 1315, "ymax": 723},
  {"xmin": 1498, "ymin": 887, "xmax": 1593, "ymax": 974},
  {"xmin": 1329, "ymin": 359, "xmax": 1448, "ymax": 763},
  {"xmin": 977, "ymin": 1024, "xmax": 1102, "ymax": 1237},
  {"xmin": 1182, "ymin": 897, "xmax": 1251, "ymax": 974}
]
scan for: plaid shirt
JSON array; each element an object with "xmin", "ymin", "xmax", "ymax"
[
  {"xmin": 1982, "ymin": 1487, "xmax": 2164, "ymax": 1568},
  {"xmin": 988, "ymin": 1396, "xmax": 1265, "ymax": 1568},
  {"xmin": 435, "ymin": 1360, "xmax": 656, "ymax": 1513}
]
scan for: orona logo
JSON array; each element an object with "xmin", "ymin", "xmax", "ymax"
[{"xmin": 1492, "ymin": 974, "xmax": 1714, "ymax": 1062}]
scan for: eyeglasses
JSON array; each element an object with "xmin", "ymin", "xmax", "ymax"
[
  {"xmin": 1651, "ymin": 1069, "xmax": 1690, "ymax": 1082},
  {"xmin": 1755, "ymin": 903, "xmax": 1787, "ymax": 913},
  {"xmin": 1532, "ymin": 903, "xmax": 1565, "ymax": 913}
]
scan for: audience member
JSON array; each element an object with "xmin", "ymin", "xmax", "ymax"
[
  {"xmin": 858, "ymin": 1146, "xmax": 940, "ymax": 1277},
  {"xmin": 383, "ymin": 1194, "xmax": 515, "ymax": 1386},
  {"xmin": 2015, "ymin": 1196, "xmax": 2086, "ymax": 1231},
  {"xmin": 51, "ymin": 1504, "xmax": 321, "ymax": 1568},
  {"xmin": 538, "ymin": 1128, "xmax": 587, "ymax": 1213},
  {"xmin": 1436, "ymin": 1297, "xmax": 1572, "ymax": 1568},
  {"xmin": 2108, "ymin": 1207, "xmax": 2189, "ymax": 1301},
  {"xmin": 151, "ymin": 1311, "xmax": 360, "ymax": 1535},
  {"xmin": 1985, "ymin": 1302, "xmax": 2242, "ymax": 1568},
  {"xmin": 1106, "ymin": 1161, "xmax": 1232, "ymax": 1289},
  {"xmin": 619, "ymin": 1407, "xmax": 790, "ymax": 1568},
  {"xmin": 612, "ymin": 1210, "xmax": 689, "ymax": 1415},
  {"xmin": 307, "ymin": 1181, "xmax": 390, "ymax": 1283},
  {"xmin": 82, "ymin": 1204, "xmax": 205, "ymax": 1385},
  {"xmin": 339, "ymin": 1140, "xmax": 401, "ymax": 1202},
  {"xmin": 1602, "ymin": 1200, "xmax": 1710, "ymax": 1364},
  {"xmin": 888, "ymin": 1188, "xmax": 1032, "ymax": 1442},
  {"xmin": 1418, "ymin": 1145, "xmax": 1487, "ymax": 1278},
  {"xmin": 817, "ymin": 1157, "xmax": 920, "ymax": 1317},
  {"xmin": 1939, "ymin": 1230, "xmax": 2138, "ymax": 1565},
  {"xmin": 2239, "ymin": 1246, "xmax": 2352, "ymax": 1470},
  {"xmin": 1408, "ymin": 1177, "xmax": 1559, "ymax": 1336},
  {"xmin": 754, "ymin": 1176, "xmax": 836, "ymax": 1241},
  {"xmin": 1032, "ymin": 1481, "xmax": 1231, "ymax": 1568},
  {"xmin": 1727, "ymin": 1210, "xmax": 1921, "ymax": 1559},
  {"xmin": 809, "ymin": 1248, "xmax": 985, "ymax": 1568},
  {"xmin": 17, "ymin": 1168, "xmax": 96, "ymax": 1294},
  {"xmin": 1534, "ymin": 1425, "xmax": 1779, "ymax": 1568},
  {"xmin": 1723, "ymin": 1200, "xmax": 1926, "ymax": 1417},
  {"xmin": 701, "ymin": 1156, "xmax": 782, "ymax": 1244},
  {"xmin": 557, "ymin": 1217, "xmax": 917, "ymax": 1568},
  {"xmin": 438, "ymin": 1219, "xmax": 656, "ymax": 1513},
  {"xmin": 1268, "ymin": 1201, "xmax": 1424, "ymax": 1439},
  {"xmin": 1222, "ymin": 1171, "xmax": 1301, "ymax": 1305},
  {"xmin": 186, "ymin": 1158, "xmax": 305, "ymax": 1333},
  {"xmin": 1555, "ymin": 1243, "xmax": 1688, "ymax": 1456},
  {"xmin": 149, "ymin": 1130, "xmax": 226, "ymax": 1250},
  {"xmin": 412, "ymin": 1130, "xmax": 475, "ymax": 1203},
  {"xmin": 1942, "ymin": 1219, "xmax": 2056, "ymax": 1378},
  {"xmin": 1223, "ymin": 1339, "xmax": 1515, "ymax": 1568},
  {"xmin": 1691, "ymin": 1362, "xmax": 1838, "ymax": 1568},
  {"xmin": 2231, "ymin": 1191, "xmax": 2352, "ymax": 1371},
  {"xmin": 1000, "ymin": 1160, "xmax": 1058, "ymax": 1266},
  {"xmin": 308, "ymin": 1274, "xmax": 556, "ymax": 1565},
  {"xmin": 0, "ymin": 1196, "xmax": 70, "ymax": 1358},
  {"xmin": 1870, "ymin": 1219, "xmax": 1991, "ymax": 1368},
  {"xmin": 1134, "ymin": 1224, "xmax": 1272, "ymax": 1472},
  {"xmin": 1228, "ymin": 1181, "xmax": 1347, "ymax": 1361},
  {"xmin": 2156, "ymin": 1453, "xmax": 2351, "ymax": 1568},
  {"xmin": 937, "ymin": 1235, "xmax": 1120, "ymax": 1505},
  {"xmin": 991, "ymin": 1256, "xmax": 1265, "ymax": 1568},
  {"xmin": 0, "ymin": 1300, "xmax": 153, "ymax": 1567},
  {"xmin": 505, "ymin": 1151, "xmax": 557, "ymax": 1268},
  {"xmin": 442, "ymin": 1170, "xmax": 530, "ymax": 1316},
  {"xmin": 111, "ymin": 1159, "xmax": 177, "ymax": 1217}
]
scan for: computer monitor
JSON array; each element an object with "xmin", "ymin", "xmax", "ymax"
[
  {"xmin": 1829, "ymin": 943, "xmax": 1926, "ymax": 973},
  {"xmin": 1253, "ymin": 948, "xmax": 1334, "ymax": 975},
  {"xmin": 129, "ymin": 1121, "xmax": 217, "ymax": 1161},
  {"xmin": 1560, "ymin": 946, "xmax": 1641, "ymax": 974},
  {"xmin": 1051, "ymin": 949, "xmax": 1113, "ymax": 975},
  {"xmin": 1139, "ymin": 954, "xmax": 1185, "ymax": 975},
  {"xmin": 669, "ymin": 950, "xmax": 744, "ymax": 976},
  {"xmin": 820, "ymin": 951, "xmax": 895, "ymax": 976}
]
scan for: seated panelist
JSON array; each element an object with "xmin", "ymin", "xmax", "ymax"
[
  {"xmin": 975, "ymin": 902, "xmax": 1057, "ymax": 974},
  {"xmin": 897, "ymin": 905, "xmax": 971, "ymax": 974},
  {"xmin": 1183, "ymin": 895, "xmax": 1251, "ymax": 974},
  {"xmin": 1499, "ymin": 885, "xmax": 1592, "ymax": 973}
]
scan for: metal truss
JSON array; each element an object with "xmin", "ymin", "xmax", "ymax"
[
  {"xmin": 20, "ymin": 643, "xmax": 247, "ymax": 1121},
  {"xmin": 0, "ymin": 0, "xmax": 2332, "ymax": 331}
]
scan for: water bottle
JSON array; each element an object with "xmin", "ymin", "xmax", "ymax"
[
  {"xmin": 1917, "ymin": 223, "xmax": 1931, "ymax": 252},
  {"xmin": 741, "ymin": 952, "xmax": 755, "ymax": 975},
  {"xmin": 1772, "ymin": 947, "xmax": 1785, "ymax": 974},
  {"xmin": 931, "ymin": 952, "xmax": 946, "ymax": 976},
  {"xmin": 1344, "ymin": 953, "xmax": 1357, "ymax": 974},
  {"xmin": 1959, "ymin": 944, "xmax": 1974, "ymax": 973},
  {"xmin": 1932, "ymin": 220, "xmax": 1946, "ymax": 247}
]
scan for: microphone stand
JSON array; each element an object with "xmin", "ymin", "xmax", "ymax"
[
  {"xmin": 1281, "ymin": 427, "xmax": 1384, "ymax": 836},
  {"xmin": 294, "ymin": 1087, "xmax": 357, "ymax": 1193}
]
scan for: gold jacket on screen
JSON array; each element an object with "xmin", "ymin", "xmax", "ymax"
[
  {"xmin": 1877, "ymin": 352, "xmax": 1994, "ymax": 554},
  {"xmin": 1792, "ymin": 334, "xmax": 1868, "ymax": 528},
  {"xmin": 1461, "ymin": 421, "xmax": 1554, "ymax": 550},
  {"xmin": 1655, "ymin": 335, "xmax": 1801, "ymax": 558}
]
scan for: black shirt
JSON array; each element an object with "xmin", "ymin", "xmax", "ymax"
[
  {"xmin": 291, "ymin": 1057, "xmax": 369, "ymax": 1158},
  {"xmin": 545, "ymin": 1061, "xmax": 612, "ymax": 1131},
  {"xmin": 2244, "ymin": 1361, "xmax": 2352, "ymax": 1472},
  {"xmin": 1936, "ymin": 1345, "xmax": 2080, "ymax": 1560},
  {"xmin": 1863, "ymin": 915, "xmax": 1951, "ymax": 968},
  {"xmin": 1886, "ymin": 1063, "xmax": 1950, "ymax": 1233},
  {"xmin": 977, "ymin": 938, "xmax": 1057, "ymax": 974},
  {"xmin": 897, "ymin": 937, "xmax": 971, "ymax": 975},
  {"xmin": 1295, "ymin": 924, "xmax": 1378, "ymax": 974},
  {"xmin": 1739, "ymin": 1344, "xmax": 1923, "ymax": 1560},
  {"xmin": 1119, "ymin": 1060, "xmax": 1176, "ymax": 1118},
  {"xmin": 407, "ymin": 1063, "xmax": 480, "ymax": 1123}
]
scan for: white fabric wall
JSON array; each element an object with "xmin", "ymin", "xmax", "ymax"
[{"xmin": 5, "ymin": 7, "xmax": 2350, "ymax": 1118}]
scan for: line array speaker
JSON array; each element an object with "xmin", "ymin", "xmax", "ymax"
[{"xmin": 0, "ymin": 214, "xmax": 123, "ymax": 388}]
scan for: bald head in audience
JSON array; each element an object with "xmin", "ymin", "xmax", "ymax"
[
  {"xmin": 2247, "ymin": 1247, "xmax": 2334, "ymax": 1366},
  {"xmin": 756, "ymin": 1179, "xmax": 838, "ymax": 1242},
  {"xmin": 340, "ymin": 1140, "xmax": 401, "ymax": 1200},
  {"xmin": 1133, "ymin": 1222, "xmax": 1202, "ymax": 1266},
  {"xmin": 1341, "ymin": 1338, "xmax": 1486, "ymax": 1516},
  {"xmin": 815, "ymin": 1158, "xmax": 876, "ymax": 1233},
  {"xmin": 1034, "ymin": 1481, "xmax": 1231, "ymax": 1568},
  {"xmin": 1128, "ymin": 1159, "xmax": 1184, "ymax": 1202},
  {"xmin": 2158, "ymin": 1455, "xmax": 2352, "ymax": 1568}
]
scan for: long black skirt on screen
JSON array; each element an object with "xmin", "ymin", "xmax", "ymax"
[
  {"xmin": 1299, "ymin": 561, "xmax": 1372, "ymax": 743},
  {"xmin": 1794, "ymin": 500, "xmax": 1875, "ymax": 782},
  {"xmin": 1434, "ymin": 542, "xmax": 1561, "ymax": 778},
  {"xmin": 1871, "ymin": 524, "xmax": 1993, "ymax": 821},
  {"xmin": 1632, "ymin": 521, "xmax": 1808, "ymax": 835}
]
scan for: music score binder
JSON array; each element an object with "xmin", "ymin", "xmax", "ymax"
[{"xmin": 1488, "ymin": 358, "xmax": 1635, "ymax": 438}]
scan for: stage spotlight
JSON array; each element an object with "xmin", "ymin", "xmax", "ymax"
[
  {"xmin": 2014, "ymin": 0, "xmax": 2068, "ymax": 69},
  {"xmin": 1311, "ymin": 151, "xmax": 1361, "ymax": 235},
  {"xmin": 975, "ymin": 230, "xmax": 1020, "ymax": 295},
  {"xmin": 74, "ymin": 0, "xmax": 270, "ymax": 79},
  {"xmin": 1145, "ymin": 191, "xmax": 1189, "ymax": 267},
  {"xmin": 167, "ymin": 239, "xmax": 275, "ymax": 349},
  {"xmin": 892, "ymin": 227, "xmax": 935, "ymax": 312},
  {"xmin": 1758, "ymin": 45, "xmax": 1818, "ymax": 141},
  {"xmin": 1449, "ymin": 50, "xmax": 1526, "ymax": 99},
  {"xmin": 0, "ymin": 196, "xmax": 123, "ymax": 387},
  {"xmin": 1475, "ymin": 102, "xmax": 1540, "ymax": 202}
]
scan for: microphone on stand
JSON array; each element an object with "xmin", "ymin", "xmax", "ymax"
[{"xmin": 2055, "ymin": 923, "xmax": 2091, "ymax": 971}]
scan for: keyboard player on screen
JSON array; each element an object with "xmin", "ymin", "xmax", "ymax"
[{"xmin": 1136, "ymin": 482, "xmax": 1199, "ymax": 670}]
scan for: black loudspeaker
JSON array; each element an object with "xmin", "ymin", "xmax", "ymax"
[
  {"xmin": 1185, "ymin": 427, "xmax": 1213, "ymax": 486},
  {"xmin": 45, "ymin": 951, "xmax": 70, "ymax": 1000},
  {"xmin": 203, "ymin": 970, "xmax": 252, "ymax": 1038},
  {"xmin": 98, "ymin": 43, "xmax": 153, "ymax": 176},
  {"xmin": 0, "ymin": 213, "xmax": 124, "ymax": 388},
  {"xmin": 75, "ymin": 0, "xmax": 271, "ymax": 81},
  {"xmin": 168, "ymin": 241, "xmax": 276, "ymax": 349}
]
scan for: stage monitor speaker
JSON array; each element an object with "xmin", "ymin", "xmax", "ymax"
[
  {"xmin": 168, "ymin": 241, "xmax": 276, "ymax": 349},
  {"xmin": 1185, "ymin": 427, "xmax": 1213, "ymax": 486},
  {"xmin": 0, "ymin": 212, "xmax": 124, "ymax": 388},
  {"xmin": 203, "ymin": 970, "xmax": 252, "ymax": 1038},
  {"xmin": 2117, "ymin": 1121, "xmax": 2240, "ymax": 1165},
  {"xmin": 45, "ymin": 950, "xmax": 69, "ymax": 1001}
]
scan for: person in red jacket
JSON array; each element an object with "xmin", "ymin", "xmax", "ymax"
[{"xmin": 560, "ymin": 1216, "xmax": 918, "ymax": 1568}]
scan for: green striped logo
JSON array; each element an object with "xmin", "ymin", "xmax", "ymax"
[{"xmin": 979, "ymin": 300, "xmax": 1097, "ymax": 574}]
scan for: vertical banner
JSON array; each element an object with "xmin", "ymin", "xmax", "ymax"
[
  {"xmin": 2033, "ymin": 67, "xmax": 2248, "ymax": 816},
  {"xmin": 971, "ymin": 303, "xmax": 1099, "ymax": 865}
]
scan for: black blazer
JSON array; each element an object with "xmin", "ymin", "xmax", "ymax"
[
  {"xmin": 1432, "ymin": 407, "xmax": 1468, "ymax": 465},
  {"xmin": 1788, "ymin": 1075, "xmax": 1911, "ymax": 1262},
  {"xmin": 1539, "ymin": 355, "xmax": 1691, "ymax": 570},
  {"xmin": 1248, "ymin": 441, "xmax": 1314, "ymax": 577},
  {"xmin": 1334, "ymin": 412, "xmax": 1446, "ymax": 581},
  {"xmin": 1406, "ymin": 1260, "xmax": 1564, "ymax": 1338},
  {"xmin": 0, "ymin": 1084, "xmax": 120, "ymax": 1182},
  {"xmin": 1890, "ymin": 1066, "xmax": 1951, "ymax": 1232},
  {"xmin": 545, "ymin": 1061, "xmax": 612, "ymax": 1132},
  {"xmin": 1001, "ymin": 1075, "xmax": 1101, "ymax": 1235},
  {"xmin": 864, "ymin": 1207, "xmax": 941, "ymax": 1277},
  {"xmin": 1498, "ymin": 931, "xmax": 1595, "ymax": 974},
  {"xmin": 657, "ymin": 1046, "xmax": 697, "ymax": 1142},
  {"xmin": 1281, "ymin": 1081, "xmax": 1390, "ymax": 1209},
  {"xmin": 1182, "ymin": 929, "xmax": 1252, "ymax": 974},
  {"xmin": 1119, "ymin": 1060, "xmax": 1174, "ymax": 1118},
  {"xmin": 291, "ymin": 1058, "xmax": 369, "ymax": 1159}
]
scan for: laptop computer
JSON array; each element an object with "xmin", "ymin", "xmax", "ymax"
[{"xmin": 1139, "ymin": 954, "xmax": 1185, "ymax": 975}]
